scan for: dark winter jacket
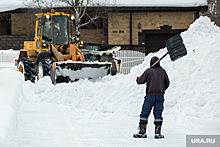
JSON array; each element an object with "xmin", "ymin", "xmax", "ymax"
[{"xmin": 137, "ymin": 56, "xmax": 170, "ymax": 96}]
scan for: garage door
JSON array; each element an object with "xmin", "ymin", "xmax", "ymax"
[{"xmin": 145, "ymin": 33, "xmax": 175, "ymax": 55}]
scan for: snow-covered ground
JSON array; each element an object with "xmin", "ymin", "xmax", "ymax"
[
  {"xmin": 0, "ymin": 69, "xmax": 24, "ymax": 147},
  {"xmin": 0, "ymin": 16, "xmax": 220, "ymax": 147}
]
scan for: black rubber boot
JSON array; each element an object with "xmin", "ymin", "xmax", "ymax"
[
  {"xmin": 154, "ymin": 125, "xmax": 164, "ymax": 139},
  {"xmin": 133, "ymin": 119, "xmax": 147, "ymax": 138}
]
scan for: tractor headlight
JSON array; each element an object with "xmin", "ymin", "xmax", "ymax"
[
  {"xmin": 71, "ymin": 15, "xmax": 75, "ymax": 20},
  {"xmin": 41, "ymin": 43, "xmax": 48, "ymax": 48},
  {"xmin": 46, "ymin": 15, "xmax": 50, "ymax": 19}
]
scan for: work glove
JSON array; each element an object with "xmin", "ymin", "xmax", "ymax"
[{"xmin": 136, "ymin": 76, "xmax": 140, "ymax": 83}]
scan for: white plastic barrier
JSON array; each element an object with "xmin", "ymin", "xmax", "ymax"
[
  {"xmin": 0, "ymin": 50, "xmax": 19, "ymax": 63},
  {"xmin": 116, "ymin": 50, "xmax": 145, "ymax": 74}
]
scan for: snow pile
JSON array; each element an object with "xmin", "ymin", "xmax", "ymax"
[
  {"xmin": 164, "ymin": 16, "xmax": 220, "ymax": 119},
  {"xmin": 27, "ymin": 16, "xmax": 220, "ymax": 125},
  {"xmin": 127, "ymin": 16, "xmax": 220, "ymax": 128},
  {"xmin": 0, "ymin": 69, "xmax": 24, "ymax": 147},
  {"xmin": 26, "ymin": 75, "xmax": 143, "ymax": 116}
]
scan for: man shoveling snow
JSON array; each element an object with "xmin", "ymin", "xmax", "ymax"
[
  {"xmin": 133, "ymin": 56, "xmax": 170, "ymax": 139},
  {"xmin": 133, "ymin": 34, "xmax": 187, "ymax": 139}
]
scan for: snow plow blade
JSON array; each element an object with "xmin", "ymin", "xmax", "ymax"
[{"xmin": 51, "ymin": 61, "xmax": 112, "ymax": 84}]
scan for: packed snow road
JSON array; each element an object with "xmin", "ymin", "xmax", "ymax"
[
  {"xmin": 16, "ymin": 80, "xmax": 186, "ymax": 147},
  {"xmin": 14, "ymin": 75, "xmax": 219, "ymax": 147},
  {"xmin": 16, "ymin": 102, "xmax": 83, "ymax": 147},
  {"xmin": 14, "ymin": 80, "xmax": 220, "ymax": 147},
  {"xmin": 15, "ymin": 88, "xmax": 186, "ymax": 147}
]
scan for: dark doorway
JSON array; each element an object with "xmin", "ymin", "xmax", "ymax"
[
  {"xmin": 0, "ymin": 14, "xmax": 7, "ymax": 35},
  {"xmin": 139, "ymin": 25, "xmax": 185, "ymax": 55},
  {"xmin": 145, "ymin": 33, "xmax": 173, "ymax": 55},
  {"xmin": 0, "ymin": 14, "xmax": 11, "ymax": 35}
]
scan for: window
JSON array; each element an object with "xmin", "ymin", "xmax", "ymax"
[
  {"xmin": 37, "ymin": 17, "xmax": 42, "ymax": 37},
  {"xmin": 52, "ymin": 16, "xmax": 69, "ymax": 45},
  {"xmin": 36, "ymin": 40, "xmax": 41, "ymax": 48},
  {"xmin": 42, "ymin": 17, "xmax": 52, "ymax": 44}
]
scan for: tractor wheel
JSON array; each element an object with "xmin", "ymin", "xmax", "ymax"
[
  {"xmin": 37, "ymin": 58, "xmax": 53, "ymax": 80},
  {"xmin": 17, "ymin": 57, "xmax": 33, "ymax": 82}
]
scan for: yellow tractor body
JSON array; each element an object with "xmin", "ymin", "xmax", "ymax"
[{"xmin": 16, "ymin": 10, "xmax": 111, "ymax": 83}]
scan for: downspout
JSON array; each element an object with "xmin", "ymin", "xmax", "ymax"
[
  {"xmin": 104, "ymin": 14, "xmax": 108, "ymax": 44},
  {"xmin": 6, "ymin": 14, "xmax": 11, "ymax": 35}
]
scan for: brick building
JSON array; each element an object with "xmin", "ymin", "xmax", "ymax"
[{"xmin": 0, "ymin": 1, "xmax": 208, "ymax": 55}]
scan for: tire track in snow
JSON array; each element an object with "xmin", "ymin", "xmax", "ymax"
[
  {"xmin": 59, "ymin": 105, "xmax": 85, "ymax": 147},
  {"xmin": 16, "ymin": 102, "xmax": 84, "ymax": 147}
]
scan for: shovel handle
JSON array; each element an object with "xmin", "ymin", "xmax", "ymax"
[{"xmin": 151, "ymin": 52, "xmax": 169, "ymax": 68}]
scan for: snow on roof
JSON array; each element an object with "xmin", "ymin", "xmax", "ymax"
[
  {"xmin": 0, "ymin": 0, "xmax": 208, "ymax": 13},
  {"xmin": 0, "ymin": 0, "xmax": 23, "ymax": 13},
  {"xmin": 115, "ymin": 0, "xmax": 208, "ymax": 7}
]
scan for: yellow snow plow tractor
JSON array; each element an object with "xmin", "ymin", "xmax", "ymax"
[{"xmin": 15, "ymin": 10, "xmax": 111, "ymax": 84}]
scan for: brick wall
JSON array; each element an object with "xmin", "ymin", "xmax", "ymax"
[
  {"xmin": 7, "ymin": 11, "xmax": 195, "ymax": 47},
  {"xmin": 10, "ymin": 14, "xmax": 104, "ymax": 43},
  {"xmin": 80, "ymin": 29, "xmax": 104, "ymax": 43},
  {"xmin": 11, "ymin": 14, "xmax": 35, "ymax": 35},
  {"xmin": 70, "ymin": 27, "xmax": 104, "ymax": 43},
  {"xmin": 132, "ymin": 12, "xmax": 195, "ymax": 45},
  {"xmin": 0, "ymin": 35, "xmax": 33, "ymax": 50},
  {"xmin": 108, "ymin": 12, "xmax": 195, "ymax": 45},
  {"xmin": 108, "ymin": 13, "xmax": 130, "ymax": 45},
  {"xmin": 0, "ymin": 31, "xmax": 103, "ymax": 50}
]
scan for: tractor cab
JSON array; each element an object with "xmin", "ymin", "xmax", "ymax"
[
  {"xmin": 35, "ymin": 10, "xmax": 75, "ymax": 50},
  {"xmin": 42, "ymin": 15, "xmax": 69, "ymax": 46}
]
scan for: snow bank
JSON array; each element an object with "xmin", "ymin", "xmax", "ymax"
[
  {"xmin": 165, "ymin": 17, "xmax": 220, "ymax": 120},
  {"xmin": 28, "ymin": 16, "xmax": 220, "ymax": 126},
  {"xmin": 0, "ymin": 69, "xmax": 24, "ymax": 147},
  {"xmin": 128, "ymin": 16, "xmax": 220, "ymax": 128}
]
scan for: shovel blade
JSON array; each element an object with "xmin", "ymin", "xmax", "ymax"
[
  {"xmin": 168, "ymin": 43, "xmax": 187, "ymax": 61},
  {"xmin": 166, "ymin": 34, "xmax": 187, "ymax": 61}
]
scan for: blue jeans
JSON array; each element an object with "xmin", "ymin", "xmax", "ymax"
[{"xmin": 140, "ymin": 95, "xmax": 164, "ymax": 122}]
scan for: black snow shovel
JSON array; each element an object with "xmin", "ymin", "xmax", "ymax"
[{"xmin": 151, "ymin": 34, "xmax": 187, "ymax": 67}]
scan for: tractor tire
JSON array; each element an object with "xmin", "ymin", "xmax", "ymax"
[
  {"xmin": 17, "ymin": 57, "xmax": 34, "ymax": 82},
  {"xmin": 37, "ymin": 58, "xmax": 53, "ymax": 80}
]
